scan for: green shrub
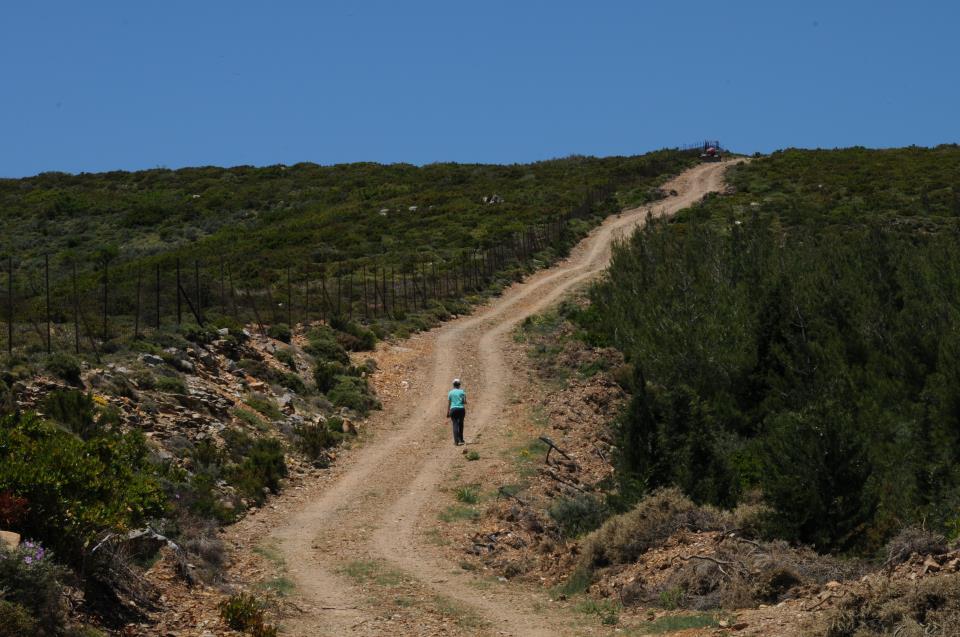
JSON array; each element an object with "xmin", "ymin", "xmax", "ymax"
[
  {"xmin": 44, "ymin": 353, "xmax": 82, "ymax": 385},
  {"xmin": 313, "ymin": 361, "xmax": 346, "ymax": 393},
  {"xmin": 455, "ymin": 486, "xmax": 479, "ymax": 504},
  {"xmin": 327, "ymin": 376, "xmax": 379, "ymax": 415},
  {"xmin": 549, "ymin": 494, "xmax": 609, "ymax": 538},
  {"xmin": 180, "ymin": 324, "xmax": 218, "ymax": 345},
  {"xmin": 330, "ymin": 317, "xmax": 376, "ymax": 351},
  {"xmin": 0, "ymin": 541, "xmax": 69, "ymax": 635},
  {"xmin": 224, "ymin": 432, "xmax": 287, "ymax": 504},
  {"xmin": 304, "ymin": 327, "xmax": 350, "ymax": 364},
  {"xmin": 267, "ymin": 323, "xmax": 292, "ymax": 343},
  {"xmin": 41, "ymin": 390, "xmax": 101, "ymax": 439},
  {"xmin": 579, "ymin": 488, "xmax": 724, "ymax": 569},
  {"xmin": 0, "ymin": 412, "xmax": 166, "ymax": 561},
  {"xmin": 465, "ymin": 450, "xmax": 480, "ymax": 461},
  {"xmin": 274, "ymin": 348, "xmax": 296, "ymax": 370},
  {"xmin": 295, "ymin": 422, "xmax": 342, "ymax": 460},
  {"xmin": 244, "ymin": 393, "xmax": 283, "ymax": 421},
  {"xmin": 219, "ymin": 592, "xmax": 278, "ymax": 637},
  {"xmin": 233, "ymin": 407, "xmax": 267, "ymax": 431},
  {"xmin": 0, "ymin": 600, "xmax": 38, "ymax": 637},
  {"xmin": 278, "ymin": 372, "xmax": 307, "ymax": 395},
  {"xmin": 155, "ymin": 374, "xmax": 187, "ymax": 394},
  {"xmin": 325, "ymin": 415, "xmax": 345, "ymax": 435}
]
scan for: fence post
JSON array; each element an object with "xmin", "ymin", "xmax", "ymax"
[
  {"xmin": 6, "ymin": 256, "xmax": 12, "ymax": 357},
  {"xmin": 362, "ymin": 264, "xmax": 369, "ymax": 320},
  {"xmin": 286, "ymin": 266, "xmax": 292, "ymax": 327},
  {"xmin": 194, "ymin": 260, "xmax": 202, "ymax": 325},
  {"xmin": 72, "ymin": 262, "xmax": 80, "ymax": 355},
  {"xmin": 134, "ymin": 267, "xmax": 142, "ymax": 339},
  {"xmin": 45, "ymin": 254, "xmax": 51, "ymax": 354},
  {"xmin": 304, "ymin": 264, "xmax": 311, "ymax": 326},
  {"xmin": 220, "ymin": 257, "xmax": 226, "ymax": 317},
  {"xmin": 176, "ymin": 259, "xmax": 182, "ymax": 327}
]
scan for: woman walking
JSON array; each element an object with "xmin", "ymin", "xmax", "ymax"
[{"xmin": 447, "ymin": 378, "xmax": 467, "ymax": 446}]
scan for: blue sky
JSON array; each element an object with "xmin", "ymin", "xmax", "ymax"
[{"xmin": 1, "ymin": 1, "xmax": 957, "ymax": 177}]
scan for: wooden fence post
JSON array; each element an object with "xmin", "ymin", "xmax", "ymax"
[
  {"xmin": 45, "ymin": 254, "xmax": 51, "ymax": 354},
  {"xmin": 72, "ymin": 262, "xmax": 80, "ymax": 355},
  {"xmin": 134, "ymin": 267, "xmax": 142, "ymax": 339},
  {"xmin": 155, "ymin": 263, "xmax": 161, "ymax": 330},
  {"xmin": 286, "ymin": 266, "xmax": 293, "ymax": 327},
  {"xmin": 6, "ymin": 256, "xmax": 12, "ymax": 357},
  {"xmin": 102, "ymin": 258, "xmax": 109, "ymax": 340},
  {"xmin": 194, "ymin": 260, "xmax": 202, "ymax": 325},
  {"xmin": 176, "ymin": 259, "xmax": 182, "ymax": 327}
]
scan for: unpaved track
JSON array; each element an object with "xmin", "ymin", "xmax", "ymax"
[{"xmin": 272, "ymin": 161, "xmax": 736, "ymax": 636}]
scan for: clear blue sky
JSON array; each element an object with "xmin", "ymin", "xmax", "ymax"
[{"xmin": 2, "ymin": 1, "xmax": 957, "ymax": 177}]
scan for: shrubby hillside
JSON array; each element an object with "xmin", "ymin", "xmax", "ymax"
[
  {"xmin": 578, "ymin": 145, "xmax": 960, "ymax": 553},
  {"xmin": 0, "ymin": 152, "xmax": 692, "ymax": 274}
]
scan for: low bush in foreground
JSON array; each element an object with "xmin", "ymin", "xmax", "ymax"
[
  {"xmin": 219, "ymin": 593, "xmax": 278, "ymax": 637},
  {"xmin": 0, "ymin": 412, "xmax": 166, "ymax": 561}
]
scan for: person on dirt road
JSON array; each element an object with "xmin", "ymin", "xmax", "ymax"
[{"xmin": 447, "ymin": 379, "xmax": 467, "ymax": 446}]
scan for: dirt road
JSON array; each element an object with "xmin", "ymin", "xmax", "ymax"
[{"xmin": 269, "ymin": 161, "xmax": 737, "ymax": 636}]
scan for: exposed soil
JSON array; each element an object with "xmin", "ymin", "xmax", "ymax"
[{"xmin": 157, "ymin": 161, "xmax": 733, "ymax": 637}]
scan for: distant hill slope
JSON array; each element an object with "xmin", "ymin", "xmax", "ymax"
[
  {"xmin": 0, "ymin": 152, "xmax": 694, "ymax": 274},
  {"xmin": 0, "ymin": 150, "xmax": 696, "ymax": 353},
  {"xmin": 677, "ymin": 145, "xmax": 960, "ymax": 229}
]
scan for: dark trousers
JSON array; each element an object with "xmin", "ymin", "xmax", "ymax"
[{"xmin": 449, "ymin": 407, "xmax": 465, "ymax": 444}]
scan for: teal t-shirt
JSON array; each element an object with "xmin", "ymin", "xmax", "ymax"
[{"xmin": 448, "ymin": 388, "xmax": 466, "ymax": 409}]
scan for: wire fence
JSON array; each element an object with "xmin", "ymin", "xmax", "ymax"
[
  {"xmin": 678, "ymin": 140, "xmax": 723, "ymax": 152},
  {"xmin": 1, "ymin": 183, "xmax": 617, "ymax": 359}
]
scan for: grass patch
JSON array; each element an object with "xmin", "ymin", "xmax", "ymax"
[
  {"xmin": 553, "ymin": 567, "xmax": 593, "ymax": 597},
  {"xmin": 455, "ymin": 485, "xmax": 480, "ymax": 504},
  {"xmin": 259, "ymin": 576, "xmax": 295, "ymax": 597},
  {"xmin": 509, "ymin": 438, "xmax": 549, "ymax": 477},
  {"xmin": 575, "ymin": 598, "xmax": 620, "ymax": 625},
  {"xmin": 233, "ymin": 407, "xmax": 268, "ymax": 431},
  {"xmin": 338, "ymin": 560, "xmax": 404, "ymax": 587},
  {"xmin": 244, "ymin": 393, "xmax": 283, "ymax": 421},
  {"xmin": 252, "ymin": 542, "xmax": 285, "ymax": 566},
  {"xmin": 465, "ymin": 450, "xmax": 480, "ymax": 461},
  {"xmin": 438, "ymin": 505, "xmax": 480, "ymax": 523},
  {"xmin": 633, "ymin": 613, "xmax": 720, "ymax": 634},
  {"xmin": 431, "ymin": 594, "xmax": 486, "ymax": 629}
]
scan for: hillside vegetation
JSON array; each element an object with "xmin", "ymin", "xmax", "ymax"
[
  {"xmin": 0, "ymin": 151, "xmax": 695, "ymax": 354},
  {"xmin": 578, "ymin": 145, "xmax": 960, "ymax": 553},
  {"xmin": 0, "ymin": 151, "xmax": 697, "ymax": 634}
]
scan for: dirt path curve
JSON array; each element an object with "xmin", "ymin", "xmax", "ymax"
[{"xmin": 271, "ymin": 161, "xmax": 737, "ymax": 636}]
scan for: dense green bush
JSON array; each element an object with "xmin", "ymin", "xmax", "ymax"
[
  {"xmin": 327, "ymin": 375, "xmax": 379, "ymax": 415},
  {"xmin": 222, "ymin": 429, "xmax": 287, "ymax": 505},
  {"xmin": 274, "ymin": 347, "xmax": 296, "ymax": 369},
  {"xmin": 0, "ymin": 600, "xmax": 38, "ymax": 637},
  {"xmin": 295, "ymin": 421, "xmax": 342, "ymax": 460},
  {"xmin": 0, "ymin": 412, "xmax": 166, "ymax": 561},
  {"xmin": 548, "ymin": 494, "xmax": 609, "ymax": 538},
  {"xmin": 313, "ymin": 361, "xmax": 346, "ymax": 393},
  {"xmin": 267, "ymin": 323, "xmax": 292, "ymax": 343},
  {"xmin": 579, "ymin": 147, "xmax": 960, "ymax": 552},
  {"xmin": 42, "ymin": 390, "xmax": 102, "ymax": 439},
  {"xmin": 44, "ymin": 353, "xmax": 82, "ymax": 385},
  {"xmin": 278, "ymin": 371, "xmax": 307, "ymax": 395},
  {"xmin": 154, "ymin": 374, "xmax": 186, "ymax": 394},
  {"xmin": 0, "ymin": 541, "xmax": 69, "ymax": 635},
  {"xmin": 219, "ymin": 593, "xmax": 278, "ymax": 637},
  {"xmin": 304, "ymin": 326, "xmax": 350, "ymax": 364},
  {"xmin": 330, "ymin": 317, "xmax": 377, "ymax": 351}
]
